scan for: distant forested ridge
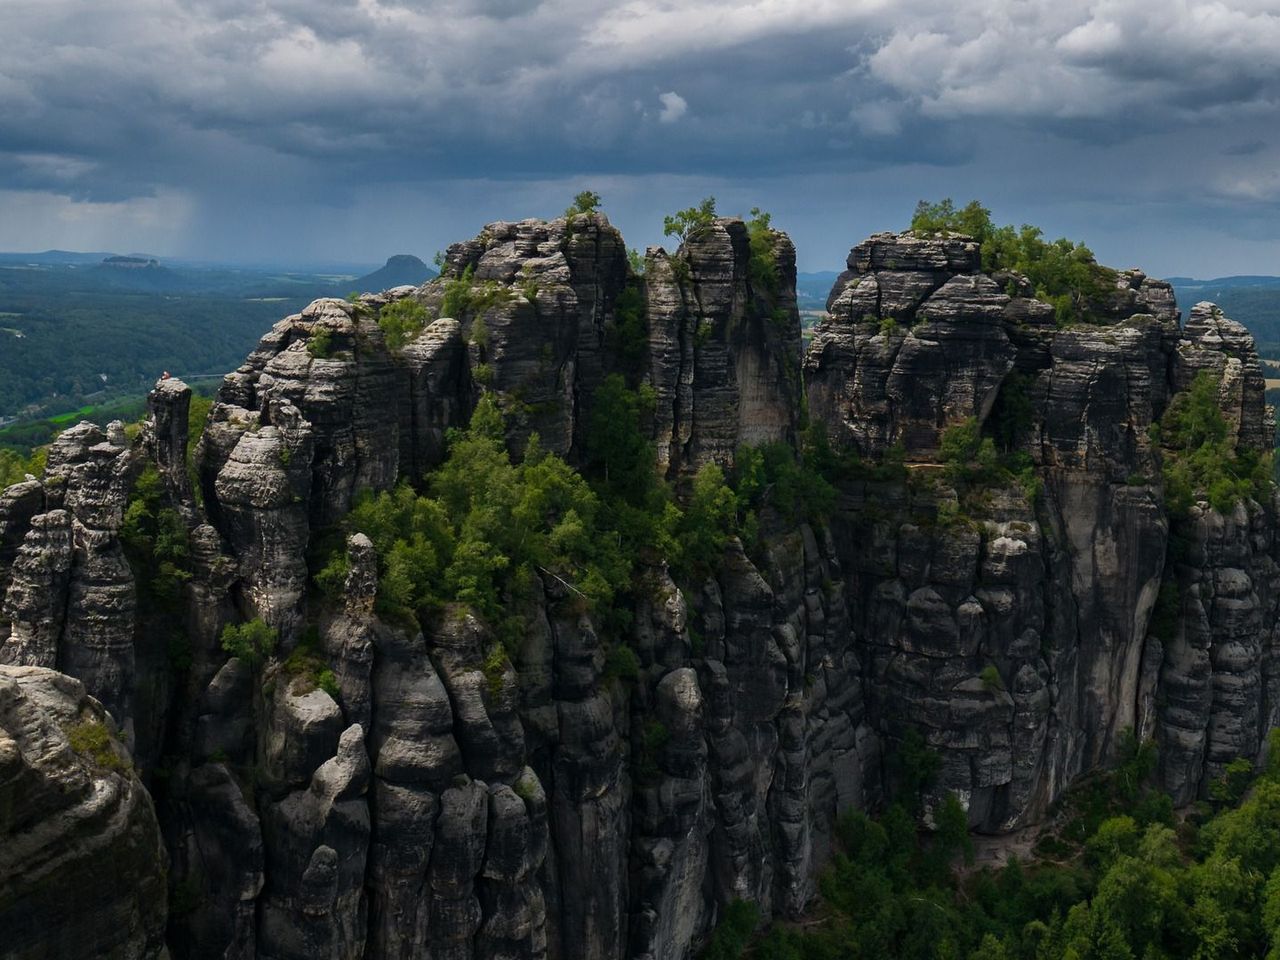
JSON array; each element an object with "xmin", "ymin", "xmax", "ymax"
[
  {"xmin": 0, "ymin": 253, "xmax": 420, "ymax": 423},
  {"xmin": 1170, "ymin": 276, "xmax": 1280, "ymax": 356}
]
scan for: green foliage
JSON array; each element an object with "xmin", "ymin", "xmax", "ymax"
[
  {"xmin": 979, "ymin": 664, "xmax": 1004, "ymax": 692},
  {"xmin": 279, "ymin": 627, "xmax": 336, "ymax": 697},
  {"xmin": 565, "ymin": 190, "xmax": 602, "ymax": 218},
  {"xmin": 219, "ymin": 618, "xmax": 278, "ymax": 667},
  {"xmin": 120, "ymin": 464, "xmax": 192, "ymax": 613},
  {"xmin": 735, "ymin": 726, "xmax": 1280, "ymax": 960},
  {"xmin": 334, "ymin": 394, "xmax": 632, "ymax": 643},
  {"xmin": 186, "ymin": 392, "xmax": 212, "ymax": 502},
  {"xmin": 65, "ymin": 720, "xmax": 129, "ymax": 774},
  {"xmin": 317, "ymin": 669, "xmax": 339, "ymax": 698},
  {"xmin": 988, "ymin": 372, "xmax": 1034, "ymax": 452},
  {"xmin": 677, "ymin": 463, "xmax": 739, "ymax": 578},
  {"xmin": 911, "ymin": 199, "xmax": 997, "ymax": 242},
  {"xmin": 938, "ymin": 416, "xmax": 1041, "ymax": 504},
  {"xmin": 663, "ymin": 196, "xmax": 718, "ymax": 244},
  {"xmin": 441, "ymin": 264, "xmax": 476, "ymax": 319},
  {"xmin": 313, "ymin": 545, "xmax": 351, "ymax": 600},
  {"xmin": 702, "ymin": 900, "xmax": 761, "ymax": 960},
  {"xmin": 745, "ymin": 207, "xmax": 779, "ymax": 295},
  {"xmin": 1210, "ymin": 758, "xmax": 1255, "ymax": 808},
  {"xmin": 606, "ymin": 283, "xmax": 649, "ymax": 383},
  {"xmin": 939, "ymin": 418, "xmax": 1001, "ymax": 484},
  {"xmin": 306, "ymin": 326, "xmax": 333, "ymax": 359},
  {"xmin": 911, "ymin": 198, "xmax": 1118, "ymax": 325},
  {"xmin": 1161, "ymin": 370, "xmax": 1273, "ymax": 513},
  {"xmin": 627, "ymin": 248, "xmax": 647, "ymax": 276},
  {"xmin": 635, "ymin": 719, "xmax": 671, "ymax": 783},
  {"xmin": 1149, "ymin": 580, "xmax": 1182, "ymax": 642},
  {"xmin": 0, "ymin": 446, "xmax": 45, "ymax": 488},
  {"xmin": 731, "ymin": 438, "xmax": 838, "ymax": 537},
  {"xmin": 890, "ymin": 727, "xmax": 941, "ymax": 813},
  {"xmin": 378, "ymin": 297, "xmax": 429, "ymax": 350},
  {"xmin": 878, "ymin": 316, "xmax": 900, "ymax": 336},
  {"xmin": 603, "ymin": 643, "xmax": 641, "ymax": 683},
  {"xmin": 583, "ymin": 375, "xmax": 682, "ymax": 573},
  {"xmin": 483, "ymin": 643, "xmax": 509, "ymax": 697}
]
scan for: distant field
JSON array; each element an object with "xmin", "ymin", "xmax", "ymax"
[{"xmin": 0, "ymin": 376, "xmax": 223, "ymax": 455}]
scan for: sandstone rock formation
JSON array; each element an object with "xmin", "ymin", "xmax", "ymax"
[
  {"xmin": 1, "ymin": 218, "xmax": 1277, "ymax": 960},
  {"xmin": 0, "ymin": 665, "xmax": 167, "ymax": 960}
]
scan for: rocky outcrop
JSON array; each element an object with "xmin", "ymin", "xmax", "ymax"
[
  {"xmin": 646, "ymin": 219, "xmax": 803, "ymax": 478},
  {"xmin": 425, "ymin": 214, "xmax": 631, "ymax": 461},
  {"xmin": 0, "ymin": 665, "xmax": 167, "ymax": 960},
  {"xmin": 1, "ymin": 422, "xmax": 137, "ymax": 738},
  {"xmin": 3, "ymin": 218, "xmax": 1279, "ymax": 960}
]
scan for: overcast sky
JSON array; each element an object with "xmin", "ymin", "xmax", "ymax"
[{"xmin": 2, "ymin": 0, "xmax": 1279, "ymax": 276}]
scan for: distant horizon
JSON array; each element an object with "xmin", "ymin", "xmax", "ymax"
[{"xmin": 3, "ymin": 242, "xmax": 1279, "ymax": 288}]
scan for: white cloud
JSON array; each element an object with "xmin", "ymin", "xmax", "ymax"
[{"xmin": 658, "ymin": 91, "xmax": 688, "ymax": 123}]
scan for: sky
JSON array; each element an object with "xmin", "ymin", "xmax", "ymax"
[{"xmin": 1, "ymin": 0, "xmax": 1279, "ymax": 277}]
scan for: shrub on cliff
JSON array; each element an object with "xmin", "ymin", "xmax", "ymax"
[
  {"xmin": 911, "ymin": 198, "xmax": 1117, "ymax": 325},
  {"xmin": 121, "ymin": 464, "xmax": 192, "ymax": 610},
  {"xmin": 745, "ymin": 207, "xmax": 780, "ymax": 296},
  {"xmin": 1160, "ymin": 370, "xmax": 1272, "ymax": 513},
  {"xmin": 219, "ymin": 618, "xmax": 278, "ymax": 666},
  {"xmin": 564, "ymin": 190, "xmax": 601, "ymax": 219},
  {"xmin": 378, "ymin": 297, "xmax": 429, "ymax": 350},
  {"xmin": 663, "ymin": 196, "xmax": 718, "ymax": 244},
  {"xmin": 331, "ymin": 393, "xmax": 633, "ymax": 643}
]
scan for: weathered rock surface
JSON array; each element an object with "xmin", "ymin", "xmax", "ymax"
[
  {"xmin": 3, "ymin": 220, "xmax": 1279, "ymax": 960},
  {"xmin": 646, "ymin": 218, "xmax": 803, "ymax": 478},
  {"xmin": 0, "ymin": 665, "xmax": 167, "ymax": 960}
]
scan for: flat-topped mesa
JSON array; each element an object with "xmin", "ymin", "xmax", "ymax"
[
  {"xmin": 646, "ymin": 216, "xmax": 804, "ymax": 479},
  {"xmin": 805, "ymin": 230, "xmax": 1181, "ymax": 461}
]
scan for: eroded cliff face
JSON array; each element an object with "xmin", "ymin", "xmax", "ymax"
[
  {"xmin": 0, "ymin": 665, "xmax": 168, "ymax": 960},
  {"xmin": 1, "ymin": 217, "xmax": 1277, "ymax": 960}
]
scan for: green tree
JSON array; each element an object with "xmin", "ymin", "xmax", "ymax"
[
  {"xmin": 565, "ymin": 190, "xmax": 602, "ymax": 218},
  {"xmin": 745, "ymin": 207, "xmax": 779, "ymax": 294},
  {"xmin": 1161, "ymin": 370, "xmax": 1272, "ymax": 513},
  {"xmin": 676, "ymin": 462, "xmax": 738, "ymax": 578},
  {"xmin": 219, "ymin": 618, "xmax": 278, "ymax": 666},
  {"xmin": 379, "ymin": 297, "xmax": 429, "ymax": 349},
  {"xmin": 663, "ymin": 196, "xmax": 718, "ymax": 244},
  {"xmin": 121, "ymin": 464, "xmax": 192, "ymax": 609}
]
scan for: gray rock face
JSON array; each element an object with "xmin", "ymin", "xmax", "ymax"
[
  {"xmin": 6, "ymin": 221, "xmax": 1280, "ymax": 960},
  {"xmin": 646, "ymin": 218, "xmax": 803, "ymax": 478},
  {"xmin": 806, "ymin": 234, "xmax": 1019, "ymax": 458},
  {"xmin": 0, "ymin": 665, "xmax": 167, "ymax": 960},
  {"xmin": 423, "ymin": 213, "xmax": 631, "ymax": 461},
  {"xmin": 1, "ymin": 423, "xmax": 137, "ymax": 737}
]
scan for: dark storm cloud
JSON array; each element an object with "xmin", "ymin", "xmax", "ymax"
[{"xmin": 2, "ymin": 0, "xmax": 1279, "ymax": 274}]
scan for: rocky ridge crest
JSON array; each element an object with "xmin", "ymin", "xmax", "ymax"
[{"xmin": 1, "ymin": 217, "xmax": 1277, "ymax": 960}]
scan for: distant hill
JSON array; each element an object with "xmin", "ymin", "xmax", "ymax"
[
  {"xmin": 351, "ymin": 255, "xmax": 435, "ymax": 293},
  {"xmin": 0, "ymin": 250, "xmax": 125, "ymax": 266},
  {"xmin": 1168, "ymin": 275, "xmax": 1280, "ymax": 290},
  {"xmin": 796, "ymin": 270, "xmax": 842, "ymax": 310}
]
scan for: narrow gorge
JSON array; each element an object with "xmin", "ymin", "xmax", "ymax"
[{"xmin": 2, "ymin": 211, "xmax": 1277, "ymax": 960}]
